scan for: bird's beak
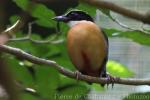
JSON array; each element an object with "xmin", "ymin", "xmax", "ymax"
[{"xmin": 52, "ymin": 15, "xmax": 69, "ymax": 22}]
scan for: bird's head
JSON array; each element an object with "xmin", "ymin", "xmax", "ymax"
[{"xmin": 53, "ymin": 10, "xmax": 93, "ymax": 23}]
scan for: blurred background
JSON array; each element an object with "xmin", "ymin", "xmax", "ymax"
[
  {"xmin": 0, "ymin": 0, "xmax": 150, "ymax": 100},
  {"xmin": 94, "ymin": 0, "xmax": 150, "ymax": 100}
]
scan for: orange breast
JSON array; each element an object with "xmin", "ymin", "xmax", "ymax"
[{"xmin": 67, "ymin": 21, "xmax": 107, "ymax": 76}]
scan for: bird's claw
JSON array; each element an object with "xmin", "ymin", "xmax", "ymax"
[
  {"xmin": 106, "ymin": 73, "xmax": 119, "ymax": 89},
  {"xmin": 74, "ymin": 71, "xmax": 82, "ymax": 80}
]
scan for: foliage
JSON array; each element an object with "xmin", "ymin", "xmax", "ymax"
[
  {"xmin": 107, "ymin": 60, "xmax": 134, "ymax": 78},
  {"xmin": 2, "ymin": 0, "xmax": 149, "ymax": 100},
  {"xmin": 77, "ymin": 3, "xmax": 96, "ymax": 15},
  {"xmin": 103, "ymin": 28, "xmax": 150, "ymax": 46}
]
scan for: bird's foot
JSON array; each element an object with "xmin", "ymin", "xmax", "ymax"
[
  {"xmin": 74, "ymin": 71, "xmax": 82, "ymax": 80},
  {"xmin": 106, "ymin": 73, "xmax": 120, "ymax": 88}
]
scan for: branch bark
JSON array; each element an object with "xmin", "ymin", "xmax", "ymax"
[
  {"xmin": 80, "ymin": 0, "xmax": 150, "ymax": 24},
  {"xmin": 0, "ymin": 20, "xmax": 22, "ymax": 45},
  {"xmin": 0, "ymin": 45, "xmax": 150, "ymax": 86}
]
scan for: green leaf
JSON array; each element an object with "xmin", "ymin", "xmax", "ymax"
[
  {"xmin": 54, "ymin": 44, "xmax": 75, "ymax": 70},
  {"xmin": 31, "ymin": 3, "xmax": 55, "ymax": 27},
  {"xmin": 107, "ymin": 60, "xmax": 134, "ymax": 77},
  {"xmin": 99, "ymin": 8, "xmax": 112, "ymax": 19},
  {"xmin": 59, "ymin": 22, "xmax": 70, "ymax": 35},
  {"xmin": 91, "ymin": 83, "xmax": 104, "ymax": 91},
  {"xmin": 23, "ymin": 60, "xmax": 33, "ymax": 67},
  {"xmin": 59, "ymin": 75, "xmax": 88, "ymax": 87},
  {"xmin": 14, "ymin": 0, "xmax": 56, "ymax": 27},
  {"xmin": 21, "ymin": 93, "xmax": 37, "ymax": 100},
  {"xmin": 102, "ymin": 28, "xmax": 119, "ymax": 37},
  {"xmin": 60, "ymin": 76, "xmax": 77, "ymax": 86},
  {"xmin": 34, "ymin": 65, "xmax": 60, "ymax": 99},
  {"xmin": 122, "ymin": 31, "xmax": 150, "ymax": 46},
  {"xmin": 8, "ymin": 41, "xmax": 36, "ymax": 55},
  {"xmin": 35, "ymin": 19, "xmax": 54, "ymax": 28},
  {"xmin": 123, "ymin": 92, "xmax": 150, "ymax": 100},
  {"xmin": 31, "ymin": 3, "xmax": 55, "ymax": 19},
  {"xmin": 76, "ymin": 3, "xmax": 96, "ymax": 16},
  {"xmin": 9, "ymin": 15, "xmax": 21, "ymax": 24},
  {"xmin": 5, "ymin": 56, "xmax": 34, "ymax": 86},
  {"xmin": 14, "ymin": 0, "xmax": 29, "ymax": 10},
  {"xmin": 103, "ymin": 28, "xmax": 150, "ymax": 46}
]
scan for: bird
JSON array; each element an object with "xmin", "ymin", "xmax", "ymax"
[{"xmin": 53, "ymin": 10, "xmax": 112, "ymax": 86}]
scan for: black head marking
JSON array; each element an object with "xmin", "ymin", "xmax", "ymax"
[
  {"xmin": 65, "ymin": 10, "xmax": 94, "ymax": 22},
  {"xmin": 53, "ymin": 10, "xmax": 94, "ymax": 22}
]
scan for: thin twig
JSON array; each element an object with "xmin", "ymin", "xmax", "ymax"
[
  {"xmin": 8, "ymin": 21, "xmax": 64, "ymax": 44},
  {"xmin": 0, "ymin": 45, "xmax": 150, "ymax": 86},
  {"xmin": 141, "ymin": 24, "xmax": 150, "ymax": 32},
  {"xmin": 0, "ymin": 20, "xmax": 23, "ymax": 44},
  {"xmin": 110, "ymin": 15, "xmax": 150, "ymax": 35},
  {"xmin": 3, "ymin": 20, "xmax": 23, "ymax": 36},
  {"xmin": 9, "ymin": 37, "xmax": 29, "ymax": 41},
  {"xmin": 9, "ymin": 35, "xmax": 64, "ymax": 44},
  {"xmin": 29, "ymin": 38, "xmax": 64, "ymax": 44},
  {"xmin": 27, "ymin": 22, "xmax": 35, "ymax": 37}
]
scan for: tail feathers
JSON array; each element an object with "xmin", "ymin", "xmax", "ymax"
[{"xmin": 99, "ymin": 70, "xmax": 107, "ymax": 87}]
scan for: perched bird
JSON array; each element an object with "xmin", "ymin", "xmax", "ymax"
[{"xmin": 53, "ymin": 10, "xmax": 110, "ymax": 85}]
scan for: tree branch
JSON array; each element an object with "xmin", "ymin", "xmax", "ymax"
[
  {"xmin": 80, "ymin": 0, "xmax": 150, "ymax": 24},
  {"xmin": 0, "ymin": 1, "xmax": 150, "ymax": 87},
  {"xmin": 8, "ymin": 21, "xmax": 64, "ymax": 44},
  {"xmin": 109, "ymin": 14, "xmax": 150, "ymax": 35},
  {"xmin": 0, "ymin": 45, "xmax": 150, "ymax": 86},
  {"xmin": 3, "ymin": 20, "xmax": 23, "ymax": 36},
  {"xmin": 0, "ymin": 20, "xmax": 22, "ymax": 45}
]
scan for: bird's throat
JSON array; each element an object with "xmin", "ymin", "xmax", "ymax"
[{"xmin": 67, "ymin": 21, "xmax": 81, "ymax": 27}]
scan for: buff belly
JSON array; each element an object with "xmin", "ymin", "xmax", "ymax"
[{"xmin": 67, "ymin": 21, "xmax": 107, "ymax": 77}]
